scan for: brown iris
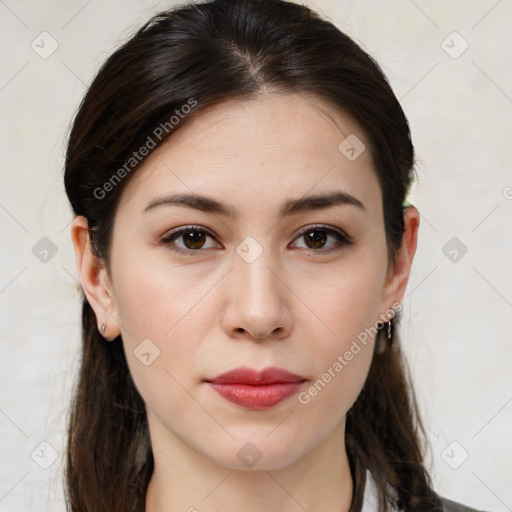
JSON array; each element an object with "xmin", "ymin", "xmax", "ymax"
[
  {"xmin": 182, "ymin": 230, "xmax": 207, "ymax": 250},
  {"xmin": 303, "ymin": 229, "xmax": 328, "ymax": 249}
]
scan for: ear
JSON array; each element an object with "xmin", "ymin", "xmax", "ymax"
[
  {"xmin": 70, "ymin": 215, "xmax": 121, "ymax": 341},
  {"xmin": 379, "ymin": 206, "xmax": 420, "ymax": 319}
]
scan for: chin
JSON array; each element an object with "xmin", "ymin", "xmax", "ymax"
[{"xmin": 204, "ymin": 435, "xmax": 309, "ymax": 472}]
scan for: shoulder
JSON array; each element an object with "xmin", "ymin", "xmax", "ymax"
[{"xmin": 440, "ymin": 496, "xmax": 492, "ymax": 512}]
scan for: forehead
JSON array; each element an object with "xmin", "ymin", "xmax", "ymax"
[{"xmin": 118, "ymin": 92, "xmax": 380, "ymax": 215}]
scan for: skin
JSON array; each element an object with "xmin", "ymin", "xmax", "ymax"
[{"xmin": 71, "ymin": 92, "xmax": 419, "ymax": 512}]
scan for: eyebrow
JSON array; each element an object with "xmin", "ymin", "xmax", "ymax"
[{"xmin": 142, "ymin": 190, "xmax": 365, "ymax": 218}]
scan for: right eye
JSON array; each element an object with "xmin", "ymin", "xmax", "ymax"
[{"xmin": 161, "ymin": 225, "xmax": 222, "ymax": 255}]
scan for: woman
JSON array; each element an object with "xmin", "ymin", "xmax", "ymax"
[{"xmin": 64, "ymin": 0, "xmax": 489, "ymax": 510}]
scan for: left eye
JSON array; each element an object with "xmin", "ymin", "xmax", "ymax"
[
  {"xmin": 291, "ymin": 225, "xmax": 352, "ymax": 252},
  {"xmin": 161, "ymin": 225, "xmax": 352, "ymax": 255}
]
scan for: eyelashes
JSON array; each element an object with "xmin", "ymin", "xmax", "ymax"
[{"xmin": 160, "ymin": 224, "xmax": 354, "ymax": 256}]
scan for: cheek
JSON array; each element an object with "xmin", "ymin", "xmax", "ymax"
[
  {"xmin": 292, "ymin": 250, "xmax": 387, "ymax": 407},
  {"xmin": 110, "ymin": 254, "xmax": 220, "ymax": 407},
  {"xmin": 297, "ymin": 250, "xmax": 387, "ymax": 340},
  {"xmin": 114, "ymin": 271, "xmax": 204, "ymax": 427},
  {"xmin": 112, "ymin": 250, "xmax": 216, "ymax": 346}
]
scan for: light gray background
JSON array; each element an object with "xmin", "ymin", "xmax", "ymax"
[{"xmin": 1, "ymin": 1, "xmax": 511, "ymax": 511}]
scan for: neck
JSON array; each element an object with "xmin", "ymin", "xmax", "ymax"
[{"xmin": 145, "ymin": 415, "xmax": 354, "ymax": 512}]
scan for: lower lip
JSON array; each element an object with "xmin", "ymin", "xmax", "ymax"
[{"xmin": 207, "ymin": 382, "xmax": 305, "ymax": 409}]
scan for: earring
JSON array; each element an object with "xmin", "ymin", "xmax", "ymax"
[
  {"xmin": 100, "ymin": 323, "xmax": 114, "ymax": 341},
  {"xmin": 100, "ymin": 322, "xmax": 118, "ymax": 342},
  {"xmin": 375, "ymin": 318, "xmax": 393, "ymax": 355}
]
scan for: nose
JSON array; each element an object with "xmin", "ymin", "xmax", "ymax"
[{"xmin": 221, "ymin": 248, "xmax": 293, "ymax": 341}]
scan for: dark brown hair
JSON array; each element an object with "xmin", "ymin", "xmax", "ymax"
[{"xmin": 63, "ymin": 1, "xmax": 441, "ymax": 511}]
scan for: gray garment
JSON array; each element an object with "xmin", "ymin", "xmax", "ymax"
[
  {"xmin": 441, "ymin": 497, "xmax": 489, "ymax": 512},
  {"xmin": 362, "ymin": 469, "xmax": 490, "ymax": 512}
]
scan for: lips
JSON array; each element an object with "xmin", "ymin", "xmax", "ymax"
[{"xmin": 205, "ymin": 366, "xmax": 306, "ymax": 410}]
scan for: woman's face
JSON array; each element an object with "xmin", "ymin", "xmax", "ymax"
[{"xmin": 94, "ymin": 92, "xmax": 414, "ymax": 471}]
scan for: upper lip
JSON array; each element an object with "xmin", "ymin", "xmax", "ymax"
[{"xmin": 205, "ymin": 366, "xmax": 306, "ymax": 385}]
